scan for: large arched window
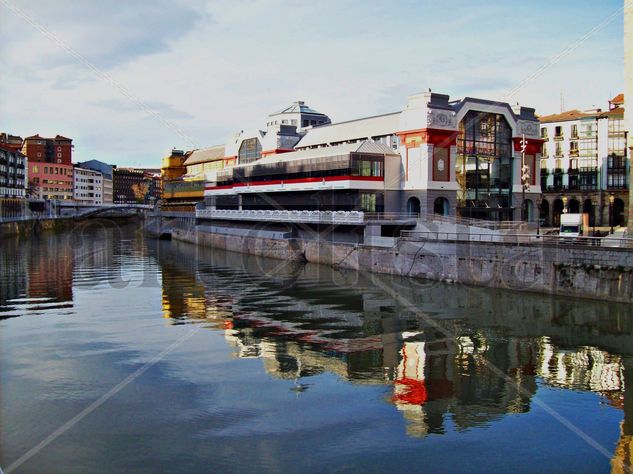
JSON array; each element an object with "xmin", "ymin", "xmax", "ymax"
[
  {"xmin": 456, "ymin": 110, "xmax": 513, "ymax": 220},
  {"xmin": 238, "ymin": 138, "xmax": 262, "ymax": 164}
]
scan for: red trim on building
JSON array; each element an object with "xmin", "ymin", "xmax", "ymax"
[
  {"xmin": 205, "ymin": 175, "xmax": 384, "ymax": 191},
  {"xmin": 512, "ymin": 137, "xmax": 544, "ymax": 155},
  {"xmin": 425, "ymin": 128, "xmax": 460, "ymax": 147},
  {"xmin": 261, "ymin": 148, "xmax": 294, "ymax": 157},
  {"xmin": 396, "ymin": 128, "xmax": 460, "ymax": 148}
]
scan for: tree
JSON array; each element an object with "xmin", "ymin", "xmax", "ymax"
[{"xmin": 131, "ymin": 182, "xmax": 149, "ymax": 204}]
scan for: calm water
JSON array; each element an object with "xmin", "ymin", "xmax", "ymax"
[{"xmin": 1, "ymin": 222, "xmax": 632, "ymax": 473}]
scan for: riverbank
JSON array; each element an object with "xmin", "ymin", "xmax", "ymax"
[
  {"xmin": 148, "ymin": 214, "xmax": 633, "ymax": 304},
  {"xmin": 0, "ymin": 215, "xmax": 143, "ymax": 238}
]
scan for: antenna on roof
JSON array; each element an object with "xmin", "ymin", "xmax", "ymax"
[{"xmin": 560, "ymin": 89, "xmax": 565, "ymax": 113}]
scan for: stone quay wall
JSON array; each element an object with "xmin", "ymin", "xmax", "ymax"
[{"xmin": 148, "ymin": 215, "xmax": 633, "ymax": 303}]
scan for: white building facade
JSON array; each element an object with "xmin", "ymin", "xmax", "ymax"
[
  {"xmin": 204, "ymin": 91, "xmax": 542, "ymax": 221},
  {"xmin": 73, "ymin": 166, "xmax": 103, "ymax": 205},
  {"xmin": 539, "ymin": 95, "xmax": 628, "ymax": 227},
  {"xmin": 0, "ymin": 145, "xmax": 27, "ymax": 198}
]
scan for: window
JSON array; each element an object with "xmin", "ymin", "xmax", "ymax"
[
  {"xmin": 57, "ymin": 153, "xmax": 61, "ymax": 158},
  {"xmin": 33, "ymin": 165, "xmax": 39, "ymax": 173},
  {"xmin": 302, "ymin": 120, "xmax": 309, "ymax": 127},
  {"xmin": 555, "ymin": 126, "xmax": 563, "ymax": 138},
  {"xmin": 456, "ymin": 111, "xmax": 513, "ymax": 219},
  {"xmin": 238, "ymin": 138, "xmax": 262, "ymax": 165},
  {"xmin": 555, "ymin": 142, "xmax": 563, "ymax": 157},
  {"xmin": 540, "ymin": 127, "xmax": 548, "ymax": 139},
  {"xmin": 37, "ymin": 152, "xmax": 42, "ymax": 158},
  {"xmin": 571, "ymin": 124, "xmax": 578, "ymax": 138}
]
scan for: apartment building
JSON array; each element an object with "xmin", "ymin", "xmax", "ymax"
[
  {"xmin": 73, "ymin": 166, "xmax": 103, "ymax": 205},
  {"xmin": 539, "ymin": 94, "xmax": 627, "ymax": 227}
]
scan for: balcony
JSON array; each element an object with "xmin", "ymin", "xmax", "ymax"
[
  {"xmin": 553, "ymin": 135, "xmax": 564, "ymax": 141},
  {"xmin": 569, "ymin": 149, "xmax": 579, "ymax": 157}
]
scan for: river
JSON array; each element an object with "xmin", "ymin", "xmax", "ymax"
[{"xmin": 1, "ymin": 221, "xmax": 632, "ymax": 473}]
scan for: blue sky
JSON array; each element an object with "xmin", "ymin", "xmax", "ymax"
[{"xmin": 0, "ymin": 0, "xmax": 625, "ymax": 167}]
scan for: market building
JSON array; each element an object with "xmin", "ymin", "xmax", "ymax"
[
  {"xmin": 201, "ymin": 91, "xmax": 542, "ymax": 221},
  {"xmin": 539, "ymin": 94, "xmax": 628, "ymax": 228}
]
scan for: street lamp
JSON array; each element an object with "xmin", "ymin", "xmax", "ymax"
[
  {"xmin": 609, "ymin": 192, "xmax": 615, "ymax": 234},
  {"xmin": 561, "ymin": 194, "xmax": 568, "ymax": 214},
  {"xmin": 536, "ymin": 196, "xmax": 542, "ymax": 237}
]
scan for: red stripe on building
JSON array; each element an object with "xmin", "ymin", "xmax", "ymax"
[{"xmin": 205, "ymin": 175, "xmax": 384, "ymax": 191}]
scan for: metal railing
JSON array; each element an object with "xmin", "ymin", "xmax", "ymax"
[
  {"xmin": 399, "ymin": 230, "xmax": 633, "ymax": 248},
  {"xmin": 363, "ymin": 212, "xmax": 419, "ymax": 221},
  {"xmin": 426, "ymin": 214, "xmax": 528, "ymax": 231},
  {"xmin": 196, "ymin": 208, "xmax": 366, "ymax": 224}
]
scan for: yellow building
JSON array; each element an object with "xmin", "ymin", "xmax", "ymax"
[
  {"xmin": 160, "ymin": 149, "xmax": 187, "ymax": 181},
  {"xmin": 160, "ymin": 145, "xmax": 225, "ymax": 210},
  {"xmin": 182, "ymin": 145, "xmax": 225, "ymax": 181}
]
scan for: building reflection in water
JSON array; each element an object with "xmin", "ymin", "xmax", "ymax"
[
  {"xmin": 154, "ymin": 240, "xmax": 633, "ymax": 472},
  {"xmin": 0, "ymin": 221, "xmax": 144, "ymax": 319},
  {"xmin": 0, "ymin": 233, "xmax": 74, "ymax": 317}
]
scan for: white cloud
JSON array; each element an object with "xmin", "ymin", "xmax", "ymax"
[{"xmin": 0, "ymin": 0, "xmax": 625, "ymax": 167}]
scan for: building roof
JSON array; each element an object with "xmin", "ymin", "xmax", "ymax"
[
  {"xmin": 599, "ymin": 107, "xmax": 625, "ymax": 118},
  {"xmin": 610, "ymin": 93, "xmax": 624, "ymax": 105},
  {"xmin": 183, "ymin": 145, "xmax": 225, "ymax": 166},
  {"xmin": 270, "ymin": 101, "xmax": 327, "ymax": 117},
  {"xmin": 0, "ymin": 144, "xmax": 25, "ymax": 155},
  {"xmin": 235, "ymin": 140, "xmax": 398, "ymax": 169},
  {"xmin": 295, "ymin": 112, "xmax": 401, "ymax": 148},
  {"xmin": 23, "ymin": 134, "xmax": 72, "ymax": 142},
  {"xmin": 76, "ymin": 159, "xmax": 113, "ymax": 179},
  {"xmin": 538, "ymin": 109, "xmax": 598, "ymax": 123}
]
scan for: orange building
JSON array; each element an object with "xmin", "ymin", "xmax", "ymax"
[{"xmin": 22, "ymin": 134, "xmax": 74, "ymax": 200}]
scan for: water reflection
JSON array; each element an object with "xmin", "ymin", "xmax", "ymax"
[
  {"xmin": 156, "ymin": 240, "xmax": 633, "ymax": 472},
  {"xmin": 0, "ymin": 233, "xmax": 74, "ymax": 317},
  {"xmin": 2, "ymin": 225, "xmax": 632, "ymax": 472}
]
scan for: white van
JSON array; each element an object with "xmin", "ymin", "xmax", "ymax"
[{"xmin": 559, "ymin": 213, "xmax": 587, "ymax": 238}]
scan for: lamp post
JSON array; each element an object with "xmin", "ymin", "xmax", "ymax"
[
  {"xmin": 562, "ymin": 194, "xmax": 568, "ymax": 214},
  {"xmin": 520, "ymin": 134, "xmax": 529, "ymax": 222},
  {"xmin": 609, "ymin": 192, "xmax": 615, "ymax": 234},
  {"xmin": 536, "ymin": 196, "xmax": 542, "ymax": 237}
]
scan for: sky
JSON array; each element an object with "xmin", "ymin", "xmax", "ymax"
[{"xmin": 0, "ymin": 0, "xmax": 625, "ymax": 167}]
